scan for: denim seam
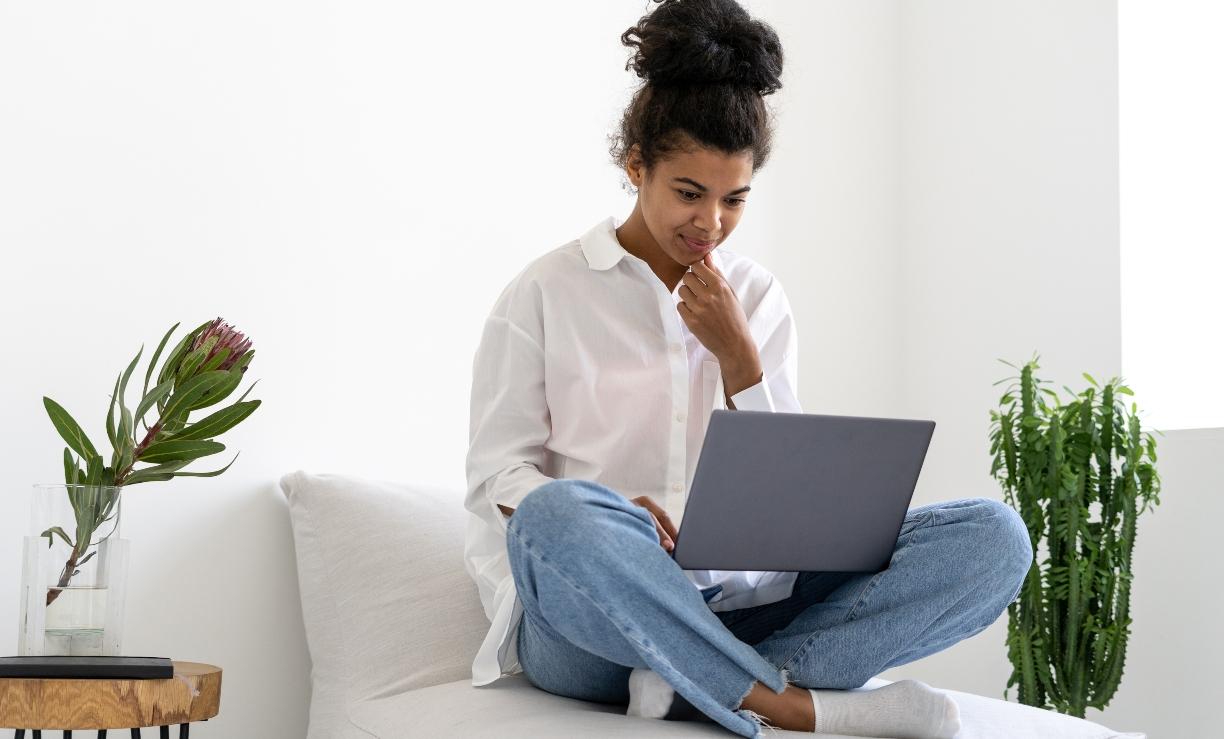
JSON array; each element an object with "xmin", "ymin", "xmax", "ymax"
[
  {"xmin": 777, "ymin": 510, "xmax": 934, "ymax": 676},
  {"xmin": 507, "ymin": 524, "xmax": 759, "ymax": 737}
]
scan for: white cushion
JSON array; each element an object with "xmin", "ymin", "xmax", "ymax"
[
  {"xmin": 350, "ymin": 673, "xmax": 1147, "ymax": 739},
  {"xmin": 280, "ymin": 469, "xmax": 1147, "ymax": 738},
  {"xmin": 278, "ymin": 470, "xmax": 490, "ymax": 738}
]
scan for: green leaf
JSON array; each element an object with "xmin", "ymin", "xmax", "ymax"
[
  {"xmin": 106, "ymin": 372, "xmax": 121, "ymax": 451},
  {"xmin": 116, "ymin": 344, "xmax": 143, "ymax": 421},
  {"xmin": 116, "ymin": 403, "xmax": 135, "ymax": 474},
  {"xmin": 173, "ymin": 451, "xmax": 241, "ymax": 478},
  {"xmin": 142, "ymin": 322, "xmax": 181, "ymax": 403},
  {"xmin": 1082, "ymin": 372, "xmax": 1099, "ymax": 388},
  {"xmin": 157, "ymin": 319, "xmax": 211, "ymax": 390},
  {"xmin": 123, "ymin": 459, "xmax": 193, "ymax": 485},
  {"xmin": 77, "ymin": 550, "xmax": 97, "ymax": 567},
  {"xmin": 135, "ymin": 378, "xmax": 175, "ymax": 424},
  {"xmin": 63, "ymin": 447, "xmax": 86, "ymax": 486},
  {"xmin": 159, "ymin": 416, "xmax": 188, "ymax": 437},
  {"xmin": 138, "ymin": 439, "xmax": 225, "ymax": 464},
  {"xmin": 86, "ymin": 455, "xmax": 103, "ymax": 486},
  {"xmin": 97, "ymin": 486, "xmax": 119, "ymax": 523},
  {"xmin": 188, "ymin": 368, "xmax": 242, "ymax": 412},
  {"xmin": 41, "ymin": 526, "xmax": 74, "ymax": 550},
  {"xmin": 198, "ymin": 346, "xmax": 231, "ymax": 374},
  {"xmin": 159, "ymin": 371, "xmax": 231, "ymax": 426},
  {"xmin": 234, "ymin": 378, "xmax": 261, "ymax": 404},
  {"xmin": 79, "ymin": 485, "xmax": 100, "ymax": 547},
  {"xmin": 175, "ymin": 340, "xmax": 213, "ymax": 384},
  {"xmin": 43, "ymin": 396, "xmax": 99, "ymax": 461},
  {"xmin": 121, "ymin": 472, "xmax": 175, "ymax": 484},
  {"xmin": 169, "ymin": 400, "xmax": 260, "ymax": 441}
]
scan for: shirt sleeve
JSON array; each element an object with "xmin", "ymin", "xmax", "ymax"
[
  {"xmin": 466, "ymin": 273, "xmax": 555, "ymax": 519},
  {"xmin": 728, "ymin": 276, "xmax": 801, "ymax": 414}
]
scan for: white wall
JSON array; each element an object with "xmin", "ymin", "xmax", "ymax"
[
  {"xmin": 1120, "ymin": 1, "xmax": 1224, "ymax": 432},
  {"xmin": 0, "ymin": 1, "xmax": 1207, "ymax": 736},
  {"xmin": 754, "ymin": 0, "xmax": 904, "ymax": 417}
]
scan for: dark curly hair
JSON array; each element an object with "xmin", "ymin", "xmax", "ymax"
[{"xmin": 608, "ymin": 0, "xmax": 784, "ymax": 192}]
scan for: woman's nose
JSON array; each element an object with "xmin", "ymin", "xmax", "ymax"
[{"xmin": 693, "ymin": 204, "xmax": 722, "ymax": 235}]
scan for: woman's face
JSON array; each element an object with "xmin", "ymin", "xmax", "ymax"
[{"xmin": 627, "ymin": 142, "xmax": 754, "ymax": 268}]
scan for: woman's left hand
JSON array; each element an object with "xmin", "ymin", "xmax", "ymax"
[{"xmin": 677, "ymin": 253, "xmax": 757, "ymax": 365}]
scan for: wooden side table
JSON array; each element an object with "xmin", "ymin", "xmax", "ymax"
[{"xmin": 0, "ymin": 661, "xmax": 220, "ymax": 738}]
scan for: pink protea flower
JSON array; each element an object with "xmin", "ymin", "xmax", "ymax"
[{"xmin": 190, "ymin": 317, "xmax": 253, "ymax": 373}]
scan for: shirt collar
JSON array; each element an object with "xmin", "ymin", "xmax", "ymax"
[{"xmin": 580, "ymin": 215, "xmax": 727, "ymax": 273}]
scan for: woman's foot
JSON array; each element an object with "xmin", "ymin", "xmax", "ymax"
[
  {"xmin": 630, "ymin": 669, "xmax": 960, "ymax": 738},
  {"xmin": 626, "ymin": 667, "xmax": 711, "ymax": 722},
  {"xmin": 806, "ymin": 679, "xmax": 961, "ymax": 738},
  {"xmin": 739, "ymin": 677, "xmax": 960, "ymax": 737}
]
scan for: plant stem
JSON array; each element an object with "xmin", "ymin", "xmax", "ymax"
[
  {"xmin": 115, "ymin": 420, "xmax": 162, "ymax": 485},
  {"xmin": 45, "ymin": 548, "xmax": 83, "ymax": 608}
]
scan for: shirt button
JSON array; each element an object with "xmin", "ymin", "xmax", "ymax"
[
  {"xmin": 672, "ymin": 482, "xmax": 684, "ymax": 493},
  {"xmin": 671, "ymin": 343, "xmax": 683, "ymax": 354},
  {"xmin": 675, "ymin": 411, "xmax": 686, "ymax": 422}
]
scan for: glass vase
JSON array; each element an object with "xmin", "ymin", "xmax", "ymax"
[{"xmin": 17, "ymin": 483, "xmax": 130, "ymax": 656}]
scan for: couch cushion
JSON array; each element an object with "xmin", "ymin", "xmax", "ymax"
[
  {"xmin": 279, "ymin": 470, "xmax": 490, "ymax": 737},
  {"xmin": 350, "ymin": 673, "xmax": 1147, "ymax": 739},
  {"xmin": 281, "ymin": 469, "xmax": 1148, "ymax": 739}
]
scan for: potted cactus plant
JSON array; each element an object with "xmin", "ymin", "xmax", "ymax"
[{"xmin": 989, "ymin": 353, "xmax": 1162, "ymax": 717}]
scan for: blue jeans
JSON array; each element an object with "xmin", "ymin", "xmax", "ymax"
[{"xmin": 507, "ymin": 479, "xmax": 1034, "ymax": 738}]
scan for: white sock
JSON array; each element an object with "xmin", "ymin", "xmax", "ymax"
[
  {"xmin": 626, "ymin": 667, "xmax": 709, "ymax": 722},
  {"xmin": 809, "ymin": 679, "xmax": 961, "ymax": 738},
  {"xmin": 627, "ymin": 667, "xmax": 673, "ymax": 718}
]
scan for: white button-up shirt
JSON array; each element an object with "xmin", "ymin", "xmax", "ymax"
[{"xmin": 463, "ymin": 215, "xmax": 802, "ymax": 686}]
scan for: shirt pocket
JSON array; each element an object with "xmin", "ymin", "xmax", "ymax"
[{"xmin": 702, "ymin": 359, "xmax": 725, "ymax": 438}]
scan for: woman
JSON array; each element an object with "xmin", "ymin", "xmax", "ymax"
[{"xmin": 463, "ymin": 1, "xmax": 1033, "ymax": 736}]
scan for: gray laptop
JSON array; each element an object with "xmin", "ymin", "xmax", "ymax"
[{"xmin": 669, "ymin": 409, "xmax": 935, "ymax": 573}]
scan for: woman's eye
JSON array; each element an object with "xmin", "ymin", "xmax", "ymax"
[{"xmin": 678, "ymin": 191, "xmax": 747, "ymax": 207}]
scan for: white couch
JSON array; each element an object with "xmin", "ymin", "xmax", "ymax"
[{"xmin": 278, "ymin": 470, "xmax": 1148, "ymax": 739}]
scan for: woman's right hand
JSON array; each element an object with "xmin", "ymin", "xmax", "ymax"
[{"xmin": 630, "ymin": 495, "xmax": 678, "ymax": 552}]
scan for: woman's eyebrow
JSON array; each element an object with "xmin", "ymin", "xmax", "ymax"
[{"xmin": 671, "ymin": 177, "xmax": 751, "ymax": 195}]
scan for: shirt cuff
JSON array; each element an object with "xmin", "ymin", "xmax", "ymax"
[{"xmin": 730, "ymin": 378, "xmax": 775, "ymax": 412}]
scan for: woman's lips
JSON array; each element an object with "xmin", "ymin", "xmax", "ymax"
[{"xmin": 682, "ymin": 236, "xmax": 715, "ymax": 253}]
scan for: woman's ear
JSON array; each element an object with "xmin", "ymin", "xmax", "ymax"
[{"xmin": 626, "ymin": 144, "xmax": 645, "ymax": 187}]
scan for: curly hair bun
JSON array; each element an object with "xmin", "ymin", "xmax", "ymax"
[{"xmin": 620, "ymin": 0, "xmax": 783, "ymax": 96}]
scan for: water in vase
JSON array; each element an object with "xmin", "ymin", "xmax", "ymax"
[{"xmin": 44, "ymin": 585, "xmax": 108, "ymax": 656}]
